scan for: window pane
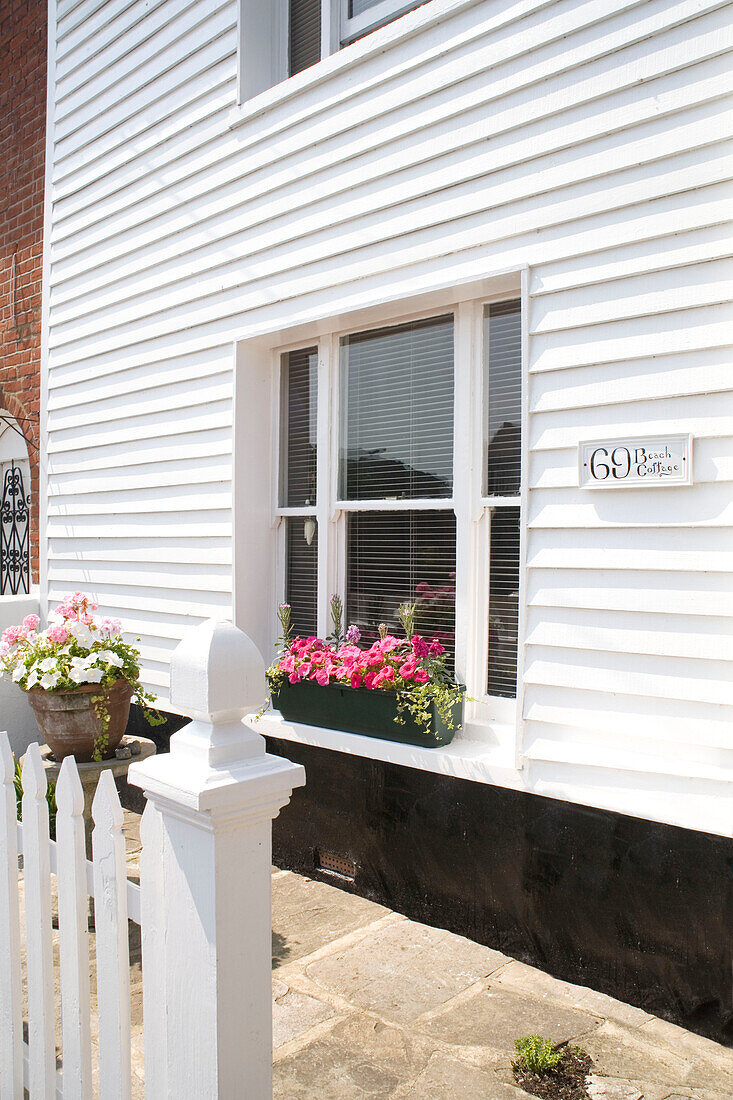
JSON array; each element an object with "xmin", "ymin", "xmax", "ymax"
[
  {"xmin": 487, "ymin": 506, "xmax": 520, "ymax": 698},
  {"xmin": 349, "ymin": 0, "xmax": 425, "ymax": 19},
  {"xmin": 286, "ymin": 516, "xmax": 318, "ymax": 638},
  {"xmin": 290, "ymin": 0, "xmax": 321, "ymax": 77},
  {"xmin": 340, "ymin": 315, "xmax": 454, "ymax": 501},
  {"xmin": 281, "ymin": 347, "xmax": 318, "ymax": 507},
  {"xmin": 346, "ymin": 510, "xmax": 456, "ymax": 657},
  {"xmin": 485, "ymin": 300, "xmax": 521, "ymax": 496}
]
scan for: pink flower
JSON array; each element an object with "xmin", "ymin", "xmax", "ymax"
[
  {"xmin": 315, "ymin": 669, "xmax": 330, "ymax": 686},
  {"xmin": 46, "ymin": 625, "xmax": 69, "ymax": 645},
  {"xmin": 429, "ymin": 638, "xmax": 445, "ymax": 656},
  {"xmin": 1, "ymin": 625, "xmax": 23, "ymax": 646},
  {"xmin": 412, "ymin": 636, "xmax": 429, "ymax": 658},
  {"xmin": 288, "ymin": 671, "xmax": 301, "ymax": 683},
  {"xmin": 413, "ymin": 669, "xmax": 429, "ymax": 684},
  {"xmin": 363, "ymin": 671, "xmax": 377, "ymax": 689},
  {"xmin": 98, "ymin": 618, "xmax": 122, "ymax": 636},
  {"xmin": 279, "ymin": 656, "xmax": 295, "ymax": 673},
  {"xmin": 350, "ymin": 672, "xmax": 362, "ymax": 689},
  {"xmin": 298, "ymin": 662, "xmax": 312, "ymax": 678},
  {"xmin": 22, "ymin": 614, "xmax": 40, "ymax": 632},
  {"xmin": 398, "ymin": 658, "xmax": 418, "ymax": 679}
]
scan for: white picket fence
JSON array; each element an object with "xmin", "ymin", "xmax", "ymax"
[
  {"xmin": 1, "ymin": 739, "xmax": 137, "ymax": 1099},
  {"xmin": 0, "ymin": 619, "xmax": 305, "ymax": 1100}
]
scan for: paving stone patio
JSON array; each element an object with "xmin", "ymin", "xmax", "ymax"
[
  {"xmin": 19, "ymin": 811, "xmax": 733, "ymax": 1098},
  {"xmin": 267, "ymin": 862, "xmax": 733, "ymax": 1100}
]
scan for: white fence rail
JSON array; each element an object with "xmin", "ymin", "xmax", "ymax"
[{"xmin": 0, "ymin": 619, "xmax": 305, "ymax": 1100}]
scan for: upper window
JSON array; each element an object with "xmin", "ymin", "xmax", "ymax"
[
  {"xmin": 239, "ymin": 0, "xmax": 430, "ymax": 98},
  {"xmin": 272, "ymin": 295, "xmax": 524, "ymax": 715}
]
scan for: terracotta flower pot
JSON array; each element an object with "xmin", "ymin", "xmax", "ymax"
[{"xmin": 27, "ymin": 678, "xmax": 134, "ymax": 762}]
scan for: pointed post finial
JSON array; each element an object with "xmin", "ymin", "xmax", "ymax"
[
  {"xmin": 91, "ymin": 769, "xmax": 123, "ymax": 833},
  {"xmin": 56, "ymin": 755, "xmax": 85, "ymax": 818},
  {"xmin": 22, "ymin": 743, "xmax": 47, "ymax": 801},
  {"xmin": 0, "ymin": 731, "xmax": 14, "ymax": 785}
]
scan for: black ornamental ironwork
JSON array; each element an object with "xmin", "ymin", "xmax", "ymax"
[{"xmin": 1, "ymin": 462, "xmax": 30, "ymax": 595}]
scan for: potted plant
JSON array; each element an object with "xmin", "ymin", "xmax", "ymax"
[
  {"xmin": 0, "ymin": 592, "xmax": 162, "ymax": 763},
  {"xmin": 263, "ymin": 598, "xmax": 464, "ymax": 748}
]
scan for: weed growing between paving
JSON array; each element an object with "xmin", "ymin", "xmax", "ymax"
[{"xmin": 512, "ymin": 1036, "xmax": 594, "ymax": 1100}]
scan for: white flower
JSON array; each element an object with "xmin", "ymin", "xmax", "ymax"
[
  {"xmin": 67, "ymin": 622, "xmax": 93, "ymax": 647},
  {"xmin": 70, "ymin": 663, "xmax": 103, "ymax": 685},
  {"xmin": 38, "ymin": 657, "xmax": 57, "ymax": 673},
  {"xmin": 40, "ymin": 672, "xmax": 59, "ymax": 690},
  {"xmin": 12, "ymin": 664, "xmax": 25, "ymax": 682},
  {"xmin": 97, "ymin": 650, "xmax": 123, "ymax": 667},
  {"xmin": 26, "ymin": 670, "xmax": 39, "ymax": 688}
]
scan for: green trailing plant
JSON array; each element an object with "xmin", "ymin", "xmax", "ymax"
[
  {"xmin": 14, "ymin": 753, "xmax": 57, "ymax": 840},
  {"xmin": 512, "ymin": 1036, "xmax": 563, "ymax": 1075}
]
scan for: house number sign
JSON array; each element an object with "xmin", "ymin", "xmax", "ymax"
[{"xmin": 578, "ymin": 434, "xmax": 692, "ymax": 488}]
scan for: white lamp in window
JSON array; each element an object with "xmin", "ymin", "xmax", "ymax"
[{"xmin": 304, "ymin": 504, "xmax": 316, "ymax": 547}]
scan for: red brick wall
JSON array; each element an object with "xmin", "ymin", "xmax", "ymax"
[{"xmin": 0, "ymin": 1, "xmax": 47, "ymax": 584}]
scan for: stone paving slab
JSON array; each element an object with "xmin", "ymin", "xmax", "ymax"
[
  {"xmin": 418, "ymin": 981, "xmax": 602, "ymax": 1052},
  {"xmin": 272, "ymin": 869, "xmax": 389, "ymax": 967},
  {"xmin": 304, "ymin": 914, "xmax": 510, "ymax": 1025},
  {"xmin": 393, "ymin": 1051, "xmax": 530, "ymax": 1099}
]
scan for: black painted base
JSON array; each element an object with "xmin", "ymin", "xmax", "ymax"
[{"xmin": 265, "ymin": 737, "xmax": 733, "ymax": 1046}]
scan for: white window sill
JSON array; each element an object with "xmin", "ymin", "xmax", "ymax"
[
  {"xmin": 248, "ymin": 710, "xmax": 524, "ymax": 787},
  {"xmin": 229, "ymin": 0, "xmax": 483, "ymax": 129}
]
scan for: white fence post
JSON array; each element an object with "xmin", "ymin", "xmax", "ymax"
[
  {"xmin": 129, "ymin": 620, "xmax": 305, "ymax": 1100},
  {"xmin": 0, "ymin": 733, "xmax": 23, "ymax": 1100}
]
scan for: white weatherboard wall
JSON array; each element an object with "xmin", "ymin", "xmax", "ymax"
[{"xmin": 43, "ymin": 0, "xmax": 733, "ymax": 835}]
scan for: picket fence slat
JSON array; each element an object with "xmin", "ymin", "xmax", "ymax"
[
  {"xmin": 0, "ymin": 733, "xmax": 23, "ymax": 1100},
  {"xmin": 139, "ymin": 802, "xmax": 166, "ymax": 1100},
  {"xmin": 56, "ymin": 758, "xmax": 93, "ymax": 1100},
  {"xmin": 92, "ymin": 771, "xmax": 132, "ymax": 1100},
  {"xmin": 23, "ymin": 743, "xmax": 57, "ymax": 1100}
]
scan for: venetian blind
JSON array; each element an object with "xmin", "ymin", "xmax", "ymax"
[
  {"xmin": 339, "ymin": 315, "xmax": 454, "ymax": 501},
  {"xmin": 487, "ymin": 507, "xmax": 520, "ymax": 697},
  {"xmin": 486, "ymin": 300, "xmax": 521, "ymax": 496},
  {"xmin": 346, "ymin": 511, "xmax": 456, "ymax": 654},
  {"xmin": 289, "ymin": 0, "xmax": 321, "ymax": 77},
  {"xmin": 280, "ymin": 347, "xmax": 318, "ymax": 508},
  {"xmin": 286, "ymin": 517, "xmax": 318, "ymax": 638},
  {"xmin": 485, "ymin": 300, "xmax": 521, "ymax": 697}
]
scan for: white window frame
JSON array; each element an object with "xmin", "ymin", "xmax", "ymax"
[
  {"xmin": 339, "ymin": 0, "xmax": 426, "ymax": 44},
  {"xmin": 238, "ymin": 0, "xmax": 429, "ymax": 101},
  {"xmin": 253, "ymin": 278, "xmax": 527, "ymax": 772}
]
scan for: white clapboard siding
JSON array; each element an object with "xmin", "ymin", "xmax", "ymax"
[
  {"xmin": 44, "ymin": 0, "xmax": 733, "ymax": 830},
  {"xmin": 0, "ymin": 735, "xmax": 23, "ymax": 1099},
  {"xmin": 92, "ymin": 772, "xmax": 131, "ymax": 1100}
]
